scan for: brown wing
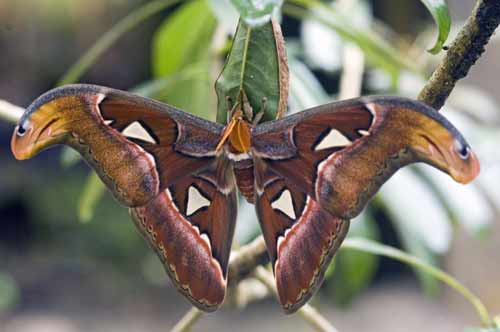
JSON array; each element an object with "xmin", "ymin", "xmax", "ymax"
[
  {"xmin": 130, "ymin": 157, "xmax": 237, "ymax": 311},
  {"xmin": 252, "ymin": 96, "xmax": 479, "ymax": 313},
  {"xmin": 12, "ymin": 84, "xmax": 237, "ymax": 312},
  {"xmin": 254, "ymin": 158, "xmax": 349, "ymax": 313},
  {"xmin": 252, "ymin": 96, "xmax": 479, "ymax": 220},
  {"xmin": 11, "ymin": 84, "xmax": 224, "ymax": 207}
]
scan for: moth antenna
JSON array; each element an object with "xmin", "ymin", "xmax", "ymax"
[
  {"xmin": 226, "ymin": 96, "xmax": 233, "ymax": 123},
  {"xmin": 252, "ymin": 97, "xmax": 267, "ymax": 125}
]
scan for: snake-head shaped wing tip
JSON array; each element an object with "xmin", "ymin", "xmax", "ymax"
[
  {"xmin": 11, "ymin": 85, "xmax": 106, "ymax": 160},
  {"xmin": 363, "ymin": 97, "xmax": 480, "ymax": 185}
]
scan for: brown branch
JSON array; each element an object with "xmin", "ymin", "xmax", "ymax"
[
  {"xmin": 228, "ymin": 236, "xmax": 269, "ymax": 287},
  {"xmin": 418, "ymin": 0, "xmax": 500, "ymax": 109}
]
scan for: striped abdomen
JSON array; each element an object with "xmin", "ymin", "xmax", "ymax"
[{"xmin": 234, "ymin": 159, "xmax": 255, "ymax": 203}]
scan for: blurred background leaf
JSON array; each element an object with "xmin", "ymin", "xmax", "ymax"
[
  {"xmin": 0, "ymin": 272, "xmax": 19, "ymax": 314},
  {"xmin": 152, "ymin": 0, "xmax": 217, "ymax": 120},
  {"xmin": 152, "ymin": 0, "xmax": 216, "ymax": 78}
]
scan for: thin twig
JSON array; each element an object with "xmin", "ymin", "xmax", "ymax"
[
  {"xmin": 418, "ymin": 0, "xmax": 500, "ymax": 109},
  {"xmin": 171, "ymin": 307, "xmax": 204, "ymax": 332},
  {"xmin": 0, "ymin": 100, "xmax": 24, "ymax": 124},
  {"xmin": 227, "ymin": 236, "xmax": 269, "ymax": 287},
  {"xmin": 253, "ymin": 266, "xmax": 338, "ymax": 332}
]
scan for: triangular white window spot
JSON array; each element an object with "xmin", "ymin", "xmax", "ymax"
[
  {"xmin": 314, "ymin": 129, "xmax": 351, "ymax": 151},
  {"xmin": 122, "ymin": 121, "xmax": 157, "ymax": 144},
  {"xmin": 186, "ymin": 186, "xmax": 211, "ymax": 216},
  {"xmin": 271, "ymin": 189, "xmax": 296, "ymax": 219}
]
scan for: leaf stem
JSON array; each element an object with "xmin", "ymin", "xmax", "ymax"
[
  {"xmin": 171, "ymin": 307, "xmax": 204, "ymax": 332},
  {"xmin": 57, "ymin": 0, "xmax": 183, "ymax": 85},
  {"xmin": 342, "ymin": 237, "xmax": 492, "ymax": 326}
]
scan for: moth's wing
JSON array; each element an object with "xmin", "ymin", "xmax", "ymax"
[
  {"xmin": 252, "ymin": 96, "xmax": 479, "ymax": 313},
  {"xmin": 12, "ymin": 84, "xmax": 224, "ymax": 207},
  {"xmin": 11, "ymin": 84, "xmax": 236, "ymax": 311},
  {"xmin": 252, "ymin": 96, "xmax": 479, "ymax": 219},
  {"xmin": 254, "ymin": 158, "xmax": 349, "ymax": 313},
  {"xmin": 130, "ymin": 157, "xmax": 237, "ymax": 311}
]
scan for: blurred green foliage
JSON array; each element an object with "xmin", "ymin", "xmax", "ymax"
[{"xmin": 0, "ymin": 272, "xmax": 19, "ymax": 314}]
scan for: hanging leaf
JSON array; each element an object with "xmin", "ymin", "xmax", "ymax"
[
  {"xmin": 215, "ymin": 19, "xmax": 289, "ymax": 124},
  {"xmin": 420, "ymin": 0, "xmax": 451, "ymax": 54},
  {"xmin": 230, "ymin": 0, "xmax": 284, "ymax": 27}
]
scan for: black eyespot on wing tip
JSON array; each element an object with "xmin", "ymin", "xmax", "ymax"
[
  {"xmin": 16, "ymin": 125, "xmax": 26, "ymax": 136},
  {"xmin": 16, "ymin": 120, "xmax": 29, "ymax": 136},
  {"xmin": 459, "ymin": 145, "xmax": 470, "ymax": 160}
]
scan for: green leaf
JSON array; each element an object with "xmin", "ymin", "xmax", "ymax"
[
  {"xmin": 0, "ymin": 272, "xmax": 19, "ymax": 314},
  {"xmin": 329, "ymin": 213, "xmax": 380, "ymax": 305},
  {"xmin": 133, "ymin": 63, "xmax": 210, "ymax": 99},
  {"xmin": 420, "ymin": 0, "xmax": 451, "ymax": 54},
  {"xmin": 229, "ymin": 0, "xmax": 283, "ymax": 26},
  {"xmin": 151, "ymin": 0, "xmax": 217, "ymax": 119},
  {"xmin": 152, "ymin": 0, "xmax": 217, "ymax": 77},
  {"xmin": 215, "ymin": 19, "xmax": 288, "ymax": 124},
  {"xmin": 156, "ymin": 69, "xmax": 215, "ymax": 120},
  {"xmin": 60, "ymin": 147, "xmax": 81, "ymax": 167},
  {"xmin": 78, "ymin": 172, "xmax": 106, "ymax": 223}
]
